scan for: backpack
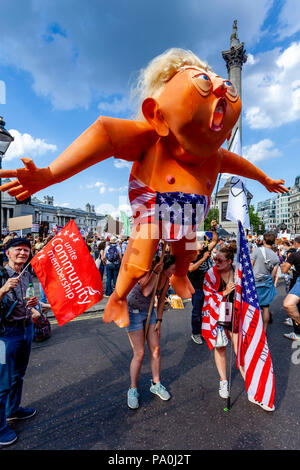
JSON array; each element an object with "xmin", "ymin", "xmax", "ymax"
[
  {"xmin": 33, "ymin": 312, "xmax": 51, "ymax": 342},
  {"xmin": 106, "ymin": 244, "xmax": 119, "ymax": 263},
  {"xmin": 260, "ymin": 247, "xmax": 275, "ymax": 273}
]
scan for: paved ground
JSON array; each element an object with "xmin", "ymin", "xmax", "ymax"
[{"xmin": 3, "ymin": 278, "xmax": 300, "ymax": 451}]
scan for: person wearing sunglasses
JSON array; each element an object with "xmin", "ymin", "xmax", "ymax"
[{"xmin": 202, "ymin": 244, "xmax": 244, "ymax": 399}]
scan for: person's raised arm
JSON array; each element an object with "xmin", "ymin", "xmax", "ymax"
[
  {"xmin": 208, "ymin": 219, "xmax": 218, "ymax": 252},
  {"xmin": 140, "ymin": 262, "xmax": 163, "ymax": 297},
  {"xmin": 188, "ymin": 251, "xmax": 210, "ymax": 272}
]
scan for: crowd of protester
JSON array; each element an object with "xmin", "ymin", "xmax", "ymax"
[{"xmin": 0, "ymin": 224, "xmax": 300, "ymax": 444}]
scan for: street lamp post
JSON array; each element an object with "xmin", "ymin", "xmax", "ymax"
[
  {"xmin": 0, "ymin": 117, "xmax": 14, "ymax": 252},
  {"xmin": 293, "ymin": 212, "xmax": 298, "ymax": 235}
]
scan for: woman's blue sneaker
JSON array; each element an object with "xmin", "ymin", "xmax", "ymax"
[
  {"xmin": 150, "ymin": 381, "xmax": 171, "ymax": 400},
  {"xmin": 127, "ymin": 388, "xmax": 139, "ymax": 409}
]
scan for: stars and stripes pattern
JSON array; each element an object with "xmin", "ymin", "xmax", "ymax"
[
  {"xmin": 128, "ymin": 175, "xmax": 210, "ymax": 241},
  {"xmin": 201, "ymin": 266, "xmax": 224, "ymax": 350},
  {"xmin": 235, "ymin": 220, "xmax": 275, "ymax": 409}
]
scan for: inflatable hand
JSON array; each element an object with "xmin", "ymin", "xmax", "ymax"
[
  {"xmin": 263, "ymin": 177, "xmax": 289, "ymax": 194},
  {"xmin": 0, "ymin": 158, "xmax": 55, "ymax": 200}
]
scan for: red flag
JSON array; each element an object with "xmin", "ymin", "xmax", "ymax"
[{"xmin": 31, "ymin": 220, "xmax": 103, "ymax": 326}]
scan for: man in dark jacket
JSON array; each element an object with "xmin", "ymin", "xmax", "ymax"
[
  {"xmin": 0, "ymin": 238, "xmax": 39, "ymax": 446},
  {"xmin": 188, "ymin": 220, "xmax": 218, "ymax": 344}
]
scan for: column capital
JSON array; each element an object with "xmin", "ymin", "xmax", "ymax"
[
  {"xmin": 222, "ymin": 20, "xmax": 247, "ymax": 72},
  {"xmin": 222, "ymin": 42, "xmax": 247, "ymax": 72}
]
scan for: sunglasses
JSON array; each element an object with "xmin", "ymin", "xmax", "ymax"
[{"xmin": 214, "ymin": 258, "xmax": 228, "ymax": 263}]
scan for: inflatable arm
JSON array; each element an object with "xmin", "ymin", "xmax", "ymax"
[
  {"xmin": 0, "ymin": 117, "xmax": 157, "ymax": 200},
  {"xmin": 220, "ymin": 148, "xmax": 289, "ymax": 194}
]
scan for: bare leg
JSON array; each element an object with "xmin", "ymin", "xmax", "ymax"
[
  {"xmin": 262, "ymin": 306, "xmax": 270, "ymax": 332},
  {"xmin": 214, "ymin": 346, "xmax": 227, "ymax": 381},
  {"xmin": 169, "ymin": 235, "xmax": 197, "ymax": 298},
  {"xmin": 283, "ymin": 293, "xmax": 300, "ymax": 324},
  {"xmin": 146, "ymin": 324, "xmax": 161, "ymax": 384},
  {"xmin": 103, "ymin": 222, "xmax": 159, "ymax": 327},
  {"xmin": 128, "ymin": 329, "xmax": 146, "ymax": 389}
]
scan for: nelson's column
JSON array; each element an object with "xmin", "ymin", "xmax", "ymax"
[
  {"xmin": 214, "ymin": 20, "xmax": 250, "ymax": 236},
  {"xmin": 222, "ymin": 19, "xmax": 247, "ymax": 147}
]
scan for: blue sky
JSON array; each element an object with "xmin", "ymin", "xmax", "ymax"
[{"xmin": 0, "ymin": 0, "xmax": 300, "ymax": 217}]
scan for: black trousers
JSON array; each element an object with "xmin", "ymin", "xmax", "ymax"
[{"xmin": 288, "ymin": 276, "xmax": 300, "ymax": 334}]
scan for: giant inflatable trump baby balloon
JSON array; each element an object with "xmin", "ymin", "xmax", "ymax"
[{"xmin": 0, "ymin": 48, "xmax": 288, "ymax": 327}]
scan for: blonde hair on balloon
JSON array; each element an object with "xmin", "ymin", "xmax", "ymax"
[{"xmin": 131, "ymin": 48, "xmax": 212, "ymax": 120}]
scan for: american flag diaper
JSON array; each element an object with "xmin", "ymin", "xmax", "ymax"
[{"xmin": 128, "ymin": 175, "xmax": 210, "ymax": 242}]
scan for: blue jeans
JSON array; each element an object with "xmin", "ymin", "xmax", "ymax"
[
  {"xmin": 39, "ymin": 282, "xmax": 48, "ymax": 303},
  {"xmin": 105, "ymin": 263, "xmax": 120, "ymax": 296},
  {"xmin": 126, "ymin": 307, "xmax": 156, "ymax": 333},
  {"xmin": 191, "ymin": 289, "xmax": 204, "ymax": 335},
  {"xmin": 0, "ymin": 323, "xmax": 33, "ymax": 430},
  {"xmin": 99, "ymin": 263, "xmax": 105, "ymax": 280}
]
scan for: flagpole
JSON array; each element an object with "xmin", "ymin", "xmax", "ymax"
[
  {"xmin": 213, "ymin": 174, "xmax": 221, "ymax": 220},
  {"xmin": 224, "ymin": 220, "xmax": 241, "ymax": 412},
  {"xmin": 144, "ymin": 241, "xmax": 166, "ymax": 340},
  {"xmin": 17, "ymin": 263, "xmax": 30, "ymax": 279},
  {"xmin": 213, "ymin": 127, "xmax": 239, "ymax": 220},
  {"xmin": 224, "ymin": 296, "xmax": 236, "ymax": 412}
]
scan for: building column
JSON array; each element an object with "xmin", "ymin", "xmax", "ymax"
[{"xmin": 222, "ymin": 19, "xmax": 247, "ymax": 148}]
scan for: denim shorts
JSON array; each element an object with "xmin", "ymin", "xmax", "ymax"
[
  {"xmin": 289, "ymin": 276, "xmax": 300, "ymax": 298},
  {"xmin": 126, "ymin": 307, "xmax": 157, "ymax": 333}
]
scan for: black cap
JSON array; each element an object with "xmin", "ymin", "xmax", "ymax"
[{"xmin": 5, "ymin": 237, "xmax": 31, "ymax": 250}]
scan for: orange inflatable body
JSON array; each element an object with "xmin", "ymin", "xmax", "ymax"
[{"xmin": 0, "ymin": 49, "xmax": 288, "ymax": 328}]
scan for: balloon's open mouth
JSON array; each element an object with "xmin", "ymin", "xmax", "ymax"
[{"xmin": 211, "ymin": 98, "xmax": 226, "ymax": 131}]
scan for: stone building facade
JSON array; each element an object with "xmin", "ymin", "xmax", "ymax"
[
  {"xmin": 289, "ymin": 176, "xmax": 300, "ymax": 234},
  {"xmin": 1, "ymin": 178, "xmax": 106, "ymax": 235},
  {"xmin": 256, "ymin": 176, "xmax": 300, "ymax": 235}
]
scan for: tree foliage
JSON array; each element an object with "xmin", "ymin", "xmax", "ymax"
[
  {"xmin": 248, "ymin": 205, "xmax": 265, "ymax": 234},
  {"xmin": 204, "ymin": 208, "xmax": 219, "ymax": 231}
]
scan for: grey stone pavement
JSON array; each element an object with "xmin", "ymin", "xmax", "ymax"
[{"xmin": 3, "ymin": 276, "xmax": 300, "ymax": 453}]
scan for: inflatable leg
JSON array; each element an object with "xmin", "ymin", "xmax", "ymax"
[
  {"xmin": 103, "ymin": 223, "xmax": 159, "ymax": 327},
  {"xmin": 169, "ymin": 235, "xmax": 197, "ymax": 298}
]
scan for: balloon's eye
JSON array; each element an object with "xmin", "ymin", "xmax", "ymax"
[
  {"xmin": 224, "ymin": 80, "xmax": 238, "ymax": 101},
  {"xmin": 192, "ymin": 73, "xmax": 212, "ymax": 96}
]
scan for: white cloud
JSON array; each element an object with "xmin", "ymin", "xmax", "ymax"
[
  {"xmin": 98, "ymin": 96, "xmax": 133, "ymax": 117},
  {"xmin": 277, "ymin": 0, "xmax": 300, "ymax": 39},
  {"xmin": 108, "ymin": 185, "xmax": 128, "ymax": 193},
  {"xmin": 0, "ymin": 0, "xmax": 272, "ymax": 110},
  {"xmin": 85, "ymin": 181, "xmax": 106, "ymax": 194},
  {"xmin": 113, "ymin": 159, "xmax": 132, "ymax": 169},
  {"xmin": 244, "ymin": 42, "xmax": 300, "ymax": 129},
  {"xmin": 242, "ymin": 139, "xmax": 282, "ymax": 163},
  {"xmin": 4, "ymin": 129, "xmax": 57, "ymax": 161},
  {"xmin": 245, "ymin": 53, "xmax": 258, "ymax": 66},
  {"xmin": 85, "ymin": 180, "xmax": 127, "ymax": 194}
]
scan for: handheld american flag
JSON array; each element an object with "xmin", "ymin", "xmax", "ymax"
[{"xmin": 235, "ymin": 221, "xmax": 275, "ymax": 409}]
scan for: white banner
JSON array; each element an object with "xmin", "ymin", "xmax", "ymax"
[{"xmin": 226, "ymin": 129, "xmax": 250, "ymax": 229}]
